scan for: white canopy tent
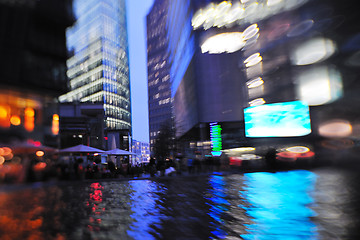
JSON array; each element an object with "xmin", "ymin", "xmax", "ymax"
[
  {"xmin": 104, "ymin": 148, "xmax": 136, "ymax": 166},
  {"xmin": 104, "ymin": 148, "xmax": 136, "ymax": 155},
  {"xmin": 59, "ymin": 144, "xmax": 105, "ymax": 165},
  {"xmin": 59, "ymin": 144, "xmax": 105, "ymax": 153}
]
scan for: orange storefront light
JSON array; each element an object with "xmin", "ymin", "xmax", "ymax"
[
  {"xmin": 36, "ymin": 151, "xmax": 44, "ymax": 157},
  {"xmin": 10, "ymin": 115, "xmax": 21, "ymax": 126},
  {"xmin": 0, "ymin": 105, "xmax": 10, "ymax": 128},
  {"xmin": 52, "ymin": 114, "xmax": 59, "ymax": 135},
  {"xmin": 0, "ymin": 106, "xmax": 8, "ymax": 119},
  {"xmin": 24, "ymin": 107, "xmax": 35, "ymax": 132}
]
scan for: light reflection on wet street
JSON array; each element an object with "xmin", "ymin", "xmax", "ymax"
[{"xmin": 0, "ymin": 168, "xmax": 360, "ymax": 239}]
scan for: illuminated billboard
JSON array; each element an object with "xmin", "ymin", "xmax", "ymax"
[{"xmin": 244, "ymin": 101, "xmax": 311, "ymax": 137}]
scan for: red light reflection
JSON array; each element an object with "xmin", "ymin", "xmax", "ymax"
[
  {"xmin": 90, "ymin": 190, "xmax": 103, "ymax": 202},
  {"xmin": 277, "ymin": 151, "xmax": 315, "ymax": 162},
  {"xmin": 87, "ymin": 182, "xmax": 105, "ymax": 232},
  {"xmin": 229, "ymin": 157, "xmax": 243, "ymax": 166}
]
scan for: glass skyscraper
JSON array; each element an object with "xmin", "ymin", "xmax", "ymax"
[{"xmin": 59, "ymin": 0, "xmax": 131, "ymax": 149}]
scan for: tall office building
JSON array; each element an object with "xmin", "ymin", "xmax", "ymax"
[
  {"xmin": 165, "ymin": 0, "xmax": 360, "ymax": 162},
  {"xmin": 166, "ymin": 0, "xmax": 248, "ymax": 157},
  {"xmin": 146, "ymin": 0, "xmax": 172, "ymax": 153},
  {"xmin": 59, "ymin": 0, "xmax": 132, "ymax": 150}
]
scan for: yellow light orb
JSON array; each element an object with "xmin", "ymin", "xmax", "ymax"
[
  {"xmin": 286, "ymin": 146, "xmax": 310, "ymax": 153},
  {"xmin": 36, "ymin": 151, "xmax": 45, "ymax": 157},
  {"xmin": 25, "ymin": 108, "xmax": 35, "ymax": 117},
  {"xmin": 10, "ymin": 115, "xmax": 21, "ymax": 126}
]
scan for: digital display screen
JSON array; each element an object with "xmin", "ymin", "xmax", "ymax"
[
  {"xmin": 210, "ymin": 122, "xmax": 222, "ymax": 156},
  {"xmin": 244, "ymin": 101, "xmax": 311, "ymax": 137}
]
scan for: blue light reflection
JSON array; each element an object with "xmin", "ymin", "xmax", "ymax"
[
  {"xmin": 127, "ymin": 180, "xmax": 165, "ymax": 240},
  {"xmin": 207, "ymin": 175, "xmax": 229, "ymax": 239},
  {"xmin": 241, "ymin": 170, "xmax": 318, "ymax": 240}
]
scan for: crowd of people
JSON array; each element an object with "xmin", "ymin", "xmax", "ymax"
[
  {"xmin": 6, "ymin": 155, "xmax": 228, "ymax": 183},
  {"xmin": 52, "ymin": 156, "xmax": 227, "ymax": 181},
  {"xmin": 0, "ymin": 148, "xmax": 285, "ymax": 184}
]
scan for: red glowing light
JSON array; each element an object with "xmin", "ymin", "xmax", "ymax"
[
  {"xmin": 229, "ymin": 157, "xmax": 243, "ymax": 166},
  {"xmin": 27, "ymin": 139, "xmax": 41, "ymax": 147},
  {"xmin": 89, "ymin": 183, "xmax": 103, "ymax": 202},
  {"xmin": 297, "ymin": 151, "xmax": 315, "ymax": 158},
  {"xmin": 33, "ymin": 162, "xmax": 47, "ymax": 171},
  {"xmin": 276, "ymin": 152, "xmax": 297, "ymax": 162},
  {"xmin": 88, "ymin": 183, "xmax": 105, "ymax": 231},
  {"xmin": 276, "ymin": 151, "xmax": 315, "ymax": 162}
]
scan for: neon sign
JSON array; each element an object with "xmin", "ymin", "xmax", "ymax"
[{"xmin": 210, "ymin": 122, "xmax": 222, "ymax": 156}]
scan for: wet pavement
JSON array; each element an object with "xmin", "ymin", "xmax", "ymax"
[{"xmin": 0, "ymin": 167, "xmax": 360, "ymax": 239}]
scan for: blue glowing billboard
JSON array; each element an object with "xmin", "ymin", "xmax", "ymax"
[{"xmin": 244, "ymin": 101, "xmax": 311, "ymax": 137}]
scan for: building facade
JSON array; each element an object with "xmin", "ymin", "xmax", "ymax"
[
  {"xmin": 146, "ymin": 0, "xmax": 172, "ymax": 153},
  {"xmin": 59, "ymin": 102, "xmax": 105, "ymax": 149},
  {"xmin": 165, "ymin": 0, "xmax": 248, "ymax": 157},
  {"xmin": 161, "ymin": 0, "xmax": 360, "ymax": 161},
  {"xmin": 131, "ymin": 139, "xmax": 150, "ymax": 165},
  {"xmin": 0, "ymin": 0, "xmax": 74, "ymax": 147},
  {"xmin": 59, "ymin": 0, "xmax": 131, "ymax": 150}
]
